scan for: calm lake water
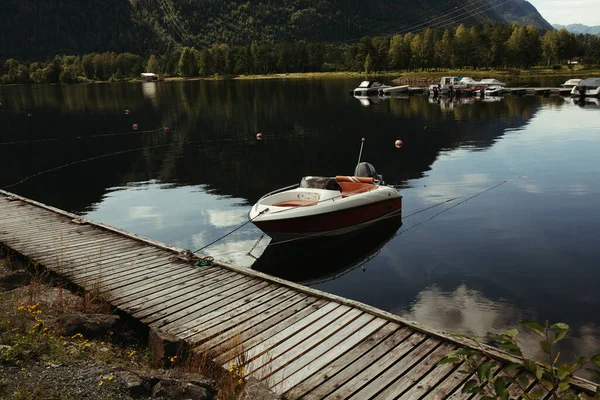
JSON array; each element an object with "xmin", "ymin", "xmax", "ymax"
[{"xmin": 1, "ymin": 78, "xmax": 599, "ymax": 361}]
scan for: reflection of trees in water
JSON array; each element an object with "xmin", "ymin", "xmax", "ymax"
[{"xmin": 0, "ymin": 81, "xmax": 542, "ymax": 212}]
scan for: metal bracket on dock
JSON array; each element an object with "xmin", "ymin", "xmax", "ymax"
[{"xmin": 71, "ymin": 217, "xmax": 87, "ymax": 225}]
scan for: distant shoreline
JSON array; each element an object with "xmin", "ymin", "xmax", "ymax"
[{"xmin": 1, "ymin": 69, "xmax": 598, "ymax": 87}]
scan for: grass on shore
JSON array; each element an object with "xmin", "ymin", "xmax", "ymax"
[{"xmin": 0, "ymin": 251, "xmax": 253, "ymax": 400}]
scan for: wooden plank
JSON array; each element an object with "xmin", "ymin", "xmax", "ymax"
[
  {"xmin": 63, "ymin": 249, "xmax": 173, "ymax": 280},
  {"xmin": 242, "ymin": 305, "xmax": 353, "ymax": 375},
  {"xmin": 60, "ymin": 254, "xmax": 171, "ymax": 287},
  {"xmin": 271, "ymin": 316, "xmax": 389, "ymax": 394},
  {"xmin": 213, "ymin": 298, "xmax": 330, "ymax": 366},
  {"xmin": 220, "ymin": 302, "xmax": 342, "ymax": 368},
  {"xmin": 257, "ymin": 311, "xmax": 373, "ymax": 385},
  {"xmin": 92, "ymin": 259, "xmax": 195, "ymax": 294},
  {"xmin": 68, "ymin": 254, "xmax": 175, "ymax": 284},
  {"xmin": 14, "ymin": 239, "xmax": 144, "ymax": 267},
  {"xmin": 0, "ymin": 221, "xmax": 97, "ymax": 238},
  {"xmin": 0, "ymin": 227, "xmax": 103, "ymax": 249},
  {"xmin": 109, "ymin": 266, "xmax": 222, "ymax": 305},
  {"xmin": 133, "ymin": 272, "xmax": 253, "ymax": 322},
  {"xmin": 184, "ymin": 289, "xmax": 300, "ymax": 347},
  {"xmin": 246, "ymin": 309, "xmax": 364, "ymax": 386},
  {"xmin": 79, "ymin": 259, "xmax": 181, "ymax": 293},
  {"xmin": 171, "ymin": 284, "xmax": 286, "ymax": 339},
  {"xmin": 367, "ymin": 342, "xmax": 456, "ymax": 400},
  {"xmin": 21, "ymin": 239, "xmax": 149, "ymax": 268},
  {"xmin": 192, "ymin": 293, "xmax": 312, "ymax": 354},
  {"xmin": 423, "ymin": 359, "xmax": 484, "ymax": 400},
  {"xmin": 283, "ymin": 323, "xmax": 408, "ymax": 400},
  {"xmin": 396, "ymin": 353, "xmax": 461, "ymax": 399},
  {"xmin": 314, "ymin": 333, "xmax": 431, "ymax": 400},
  {"xmin": 136, "ymin": 272, "xmax": 255, "ymax": 322}
]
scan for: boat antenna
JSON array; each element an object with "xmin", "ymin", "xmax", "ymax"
[{"xmin": 357, "ymin": 138, "xmax": 365, "ymax": 165}]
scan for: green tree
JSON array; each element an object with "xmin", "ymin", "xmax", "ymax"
[
  {"xmin": 178, "ymin": 47, "xmax": 197, "ymax": 77},
  {"xmin": 453, "ymin": 24, "xmax": 472, "ymax": 68},
  {"xmin": 146, "ymin": 55, "xmax": 160, "ymax": 73},
  {"xmin": 364, "ymin": 53, "xmax": 373, "ymax": 74}
]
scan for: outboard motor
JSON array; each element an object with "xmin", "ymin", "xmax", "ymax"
[{"xmin": 354, "ymin": 162, "xmax": 384, "ymax": 184}]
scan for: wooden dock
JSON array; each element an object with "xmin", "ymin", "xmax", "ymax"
[{"xmin": 0, "ymin": 188, "xmax": 596, "ymax": 399}]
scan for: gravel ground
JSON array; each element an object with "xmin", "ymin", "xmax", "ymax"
[{"xmin": 1, "ymin": 360, "xmax": 146, "ymax": 400}]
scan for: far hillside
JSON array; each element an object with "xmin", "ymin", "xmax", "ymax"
[{"xmin": 0, "ymin": 0, "xmax": 552, "ymax": 60}]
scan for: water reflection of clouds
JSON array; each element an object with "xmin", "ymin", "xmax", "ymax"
[
  {"xmin": 203, "ymin": 209, "xmax": 247, "ymax": 228},
  {"xmin": 397, "ymin": 285, "xmax": 600, "ymax": 365},
  {"xmin": 127, "ymin": 205, "xmax": 164, "ymax": 228},
  {"xmin": 396, "ymin": 284, "xmax": 518, "ymax": 338}
]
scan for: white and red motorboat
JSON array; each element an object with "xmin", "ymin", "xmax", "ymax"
[{"xmin": 248, "ymin": 162, "xmax": 402, "ymax": 241}]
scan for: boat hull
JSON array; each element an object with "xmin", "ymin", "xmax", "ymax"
[{"xmin": 251, "ymin": 197, "xmax": 402, "ymax": 241}]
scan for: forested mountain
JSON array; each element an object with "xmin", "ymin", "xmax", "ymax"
[
  {"xmin": 0, "ymin": 0, "xmax": 552, "ymax": 60},
  {"xmin": 552, "ymin": 24, "xmax": 600, "ymax": 36}
]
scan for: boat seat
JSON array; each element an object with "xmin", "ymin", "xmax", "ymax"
[
  {"xmin": 273, "ymin": 199, "xmax": 318, "ymax": 207},
  {"xmin": 335, "ymin": 176, "xmax": 377, "ymax": 197}
]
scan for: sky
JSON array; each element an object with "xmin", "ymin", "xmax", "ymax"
[{"xmin": 527, "ymin": 0, "xmax": 600, "ymax": 26}]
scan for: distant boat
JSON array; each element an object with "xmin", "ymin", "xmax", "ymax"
[
  {"xmin": 478, "ymin": 78, "xmax": 507, "ymax": 87},
  {"xmin": 570, "ymin": 78, "xmax": 600, "ymax": 97},
  {"xmin": 353, "ymin": 81, "xmax": 391, "ymax": 96},
  {"xmin": 484, "ymin": 86, "xmax": 507, "ymax": 96},
  {"xmin": 427, "ymin": 76, "xmax": 506, "ymax": 96},
  {"xmin": 561, "ymin": 78, "xmax": 582, "ymax": 88}
]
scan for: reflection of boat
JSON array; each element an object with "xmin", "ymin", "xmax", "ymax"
[
  {"xmin": 252, "ymin": 214, "xmax": 403, "ymax": 285},
  {"xmin": 481, "ymin": 96, "xmax": 503, "ymax": 102},
  {"xmin": 248, "ymin": 161, "xmax": 402, "ymax": 242},
  {"xmin": 354, "ymin": 95, "xmax": 384, "ymax": 106},
  {"xmin": 562, "ymin": 78, "xmax": 582, "ymax": 88},
  {"xmin": 379, "ymin": 85, "xmax": 409, "ymax": 96},
  {"xmin": 570, "ymin": 78, "xmax": 600, "ymax": 97},
  {"xmin": 570, "ymin": 97, "xmax": 600, "ymax": 107},
  {"xmin": 352, "ymin": 81, "xmax": 391, "ymax": 96}
]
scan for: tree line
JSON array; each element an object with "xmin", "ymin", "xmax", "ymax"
[{"xmin": 1, "ymin": 24, "xmax": 599, "ymax": 85}]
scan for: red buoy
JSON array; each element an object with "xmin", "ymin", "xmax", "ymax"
[
  {"xmin": 395, "ymin": 139, "xmax": 403, "ymax": 148},
  {"xmin": 132, "ymin": 123, "xmax": 139, "ymax": 131},
  {"xmin": 256, "ymin": 132, "xmax": 264, "ymax": 140},
  {"xmin": 164, "ymin": 127, "xmax": 171, "ymax": 133}
]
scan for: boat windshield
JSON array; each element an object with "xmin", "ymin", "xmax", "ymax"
[{"xmin": 580, "ymin": 78, "xmax": 600, "ymax": 87}]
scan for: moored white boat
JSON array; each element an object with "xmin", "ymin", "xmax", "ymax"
[
  {"xmin": 249, "ymin": 162, "xmax": 402, "ymax": 241},
  {"xmin": 562, "ymin": 78, "xmax": 582, "ymax": 88},
  {"xmin": 484, "ymin": 85, "xmax": 507, "ymax": 96},
  {"xmin": 570, "ymin": 78, "xmax": 600, "ymax": 97},
  {"xmin": 353, "ymin": 81, "xmax": 391, "ymax": 96}
]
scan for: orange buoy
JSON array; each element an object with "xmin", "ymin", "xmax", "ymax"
[
  {"xmin": 164, "ymin": 127, "xmax": 171, "ymax": 133},
  {"xmin": 256, "ymin": 132, "xmax": 263, "ymax": 140},
  {"xmin": 395, "ymin": 139, "xmax": 403, "ymax": 148},
  {"xmin": 132, "ymin": 123, "xmax": 139, "ymax": 131}
]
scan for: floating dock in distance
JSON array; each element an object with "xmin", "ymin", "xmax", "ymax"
[
  {"xmin": 507, "ymin": 87, "xmax": 573, "ymax": 96},
  {"xmin": 0, "ymin": 188, "xmax": 597, "ymax": 399}
]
